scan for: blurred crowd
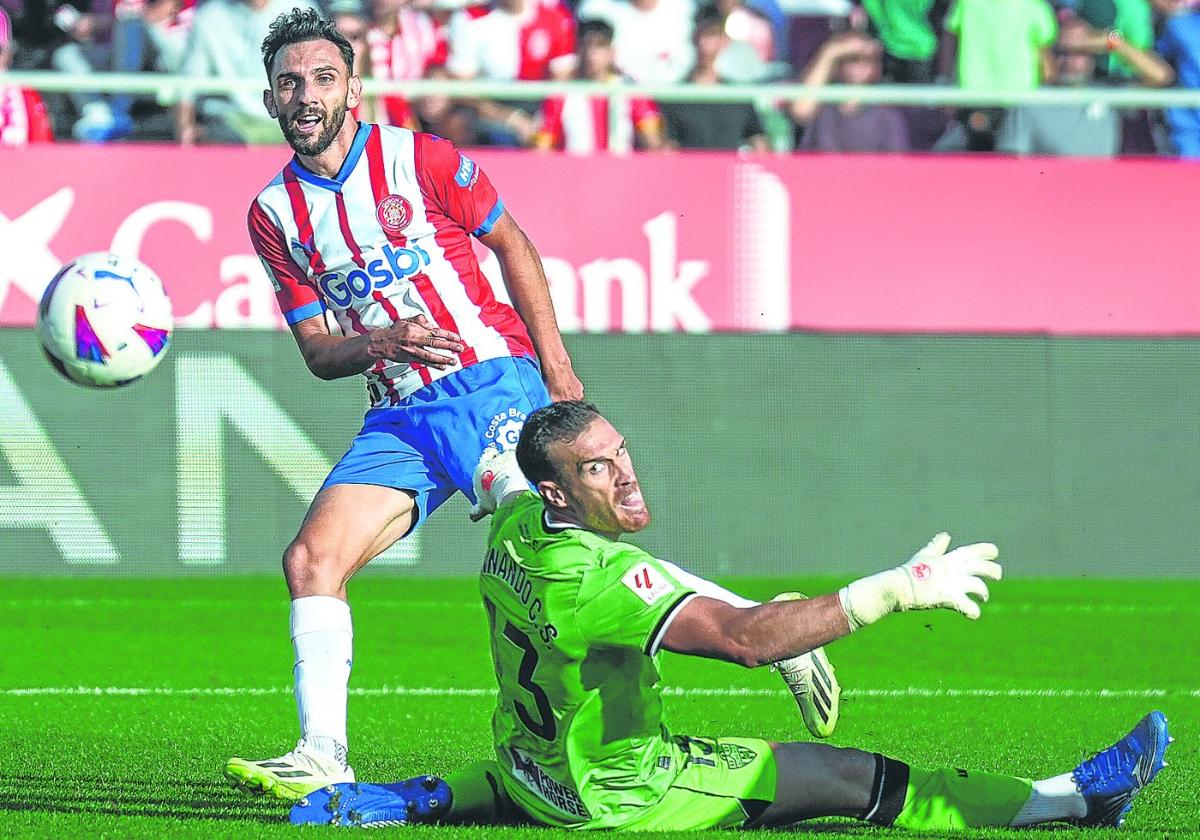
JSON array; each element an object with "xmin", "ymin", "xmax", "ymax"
[{"xmin": 1, "ymin": 0, "xmax": 1199, "ymax": 156}]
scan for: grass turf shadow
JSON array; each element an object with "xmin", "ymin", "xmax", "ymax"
[{"xmin": 0, "ymin": 772, "xmax": 288, "ymax": 824}]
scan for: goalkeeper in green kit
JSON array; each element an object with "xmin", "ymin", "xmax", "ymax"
[{"xmin": 291, "ymin": 401, "xmax": 1172, "ymax": 832}]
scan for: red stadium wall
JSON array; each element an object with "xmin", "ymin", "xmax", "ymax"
[{"xmin": 1, "ymin": 146, "xmax": 1197, "ymax": 335}]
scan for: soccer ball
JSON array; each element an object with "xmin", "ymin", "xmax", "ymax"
[{"xmin": 36, "ymin": 252, "xmax": 174, "ymax": 388}]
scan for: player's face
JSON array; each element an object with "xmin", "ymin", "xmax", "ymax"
[
  {"xmin": 265, "ymin": 38, "xmax": 360, "ymax": 157},
  {"xmin": 544, "ymin": 417, "xmax": 650, "ymax": 537}
]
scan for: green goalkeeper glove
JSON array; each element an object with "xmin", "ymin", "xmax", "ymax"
[{"xmin": 838, "ymin": 533, "xmax": 1002, "ymax": 631}]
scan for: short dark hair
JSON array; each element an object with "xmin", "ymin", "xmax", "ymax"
[
  {"xmin": 517, "ymin": 401, "xmax": 603, "ymax": 485},
  {"xmin": 261, "ymin": 8, "xmax": 355, "ymax": 78},
  {"xmin": 577, "ymin": 18, "xmax": 615, "ymax": 46}
]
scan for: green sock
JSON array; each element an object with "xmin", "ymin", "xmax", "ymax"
[
  {"xmin": 444, "ymin": 760, "xmax": 522, "ymax": 825},
  {"xmin": 864, "ymin": 755, "xmax": 1033, "ymax": 830}
]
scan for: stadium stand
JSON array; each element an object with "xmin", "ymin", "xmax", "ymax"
[{"xmin": 0, "ymin": 0, "xmax": 1196, "ymax": 156}]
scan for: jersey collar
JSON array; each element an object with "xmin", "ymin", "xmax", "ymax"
[
  {"xmin": 542, "ymin": 510, "xmax": 578, "ymax": 532},
  {"xmin": 288, "ymin": 121, "xmax": 373, "ymax": 193}
]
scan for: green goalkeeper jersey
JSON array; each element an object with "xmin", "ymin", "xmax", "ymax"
[{"xmin": 479, "ymin": 491, "xmax": 697, "ymax": 829}]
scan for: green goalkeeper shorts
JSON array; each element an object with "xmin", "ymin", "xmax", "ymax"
[{"xmin": 621, "ymin": 736, "xmax": 778, "ymax": 831}]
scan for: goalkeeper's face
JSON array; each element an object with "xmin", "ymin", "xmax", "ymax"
[{"xmin": 543, "ymin": 417, "xmax": 650, "ymax": 537}]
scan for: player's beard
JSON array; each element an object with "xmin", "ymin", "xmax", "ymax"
[
  {"xmin": 572, "ymin": 485, "xmax": 651, "ymax": 536},
  {"xmin": 613, "ymin": 488, "xmax": 651, "ymax": 533},
  {"xmin": 281, "ymin": 100, "xmax": 348, "ymax": 157}
]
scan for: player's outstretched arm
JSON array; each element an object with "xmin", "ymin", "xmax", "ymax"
[
  {"xmin": 478, "ymin": 212, "xmax": 582, "ymax": 402},
  {"xmin": 661, "ymin": 533, "xmax": 1001, "ymax": 667},
  {"xmin": 662, "ymin": 592, "xmax": 851, "ymax": 667},
  {"xmin": 289, "ymin": 313, "xmax": 465, "ymax": 380}
]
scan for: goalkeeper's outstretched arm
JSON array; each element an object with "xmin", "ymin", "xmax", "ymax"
[{"xmin": 660, "ymin": 533, "xmax": 1002, "ymax": 668}]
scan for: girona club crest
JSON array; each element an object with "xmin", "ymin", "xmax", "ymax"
[{"xmin": 376, "ymin": 194, "xmax": 413, "ymax": 234}]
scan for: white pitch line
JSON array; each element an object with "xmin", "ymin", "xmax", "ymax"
[
  {"xmin": 0, "ymin": 600, "xmax": 1193, "ymax": 613},
  {"xmin": 1, "ymin": 686, "xmax": 1195, "ymax": 699},
  {"xmin": 985, "ymin": 603, "xmax": 1193, "ymax": 613},
  {"xmin": 0, "ymin": 599, "xmax": 479, "ymax": 610}
]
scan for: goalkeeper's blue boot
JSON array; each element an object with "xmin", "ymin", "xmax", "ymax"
[
  {"xmin": 289, "ymin": 776, "xmax": 451, "ymax": 828},
  {"xmin": 1071, "ymin": 710, "xmax": 1172, "ymax": 828}
]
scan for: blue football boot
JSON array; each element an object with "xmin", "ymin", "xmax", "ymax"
[
  {"xmin": 290, "ymin": 775, "xmax": 452, "ymax": 828},
  {"xmin": 1071, "ymin": 710, "xmax": 1172, "ymax": 828}
]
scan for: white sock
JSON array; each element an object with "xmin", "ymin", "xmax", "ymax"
[
  {"xmin": 657, "ymin": 560, "xmax": 759, "ymax": 608},
  {"xmin": 291, "ymin": 595, "xmax": 353, "ymax": 766},
  {"xmin": 1010, "ymin": 772, "xmax": 1087, "ymax": 826}
]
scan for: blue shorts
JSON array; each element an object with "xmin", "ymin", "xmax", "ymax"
[{"xmin": 322, "ymin": 356, "xmax": 550, "ymax": 530}]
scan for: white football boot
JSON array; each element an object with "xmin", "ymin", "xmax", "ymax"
[
  {"xmin": 225, "ymin": 740, "xmax": 355, "ymax": 802},
  {"xmin": 770, "ymin": 592, "xmax": 842, "ymax": 738}
]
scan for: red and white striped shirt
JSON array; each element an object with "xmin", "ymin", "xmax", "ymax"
[
  {"xmin": 367, "ymin": 9, "xmax": 447, "ymax": 127},
  {"xmin": 447, "ymin": 0, "xmax": 575, "ymax": 81},
  {"xmin": 248, "ymin": 123, "xmax": 534, "ymax": 407},
  {"xmin": 537, "ymin": 90, "xmax": 659, "ymax": 153},
  {"xmin": 0, "ymin": 87, "xmax": 53, "ymax": 147}
]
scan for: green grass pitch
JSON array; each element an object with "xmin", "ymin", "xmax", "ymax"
[{"xmin": 0, "ymin": 576, "xmax": 1196, "ymax": 838}]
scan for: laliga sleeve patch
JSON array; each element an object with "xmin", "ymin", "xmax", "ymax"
[
  {"xmin": 454, "ymin": 154, "xmax": 479, "ymax": 188},
  {"xmin": 622, "ymin": 562, "xmax": 674, "ymax": 605}
]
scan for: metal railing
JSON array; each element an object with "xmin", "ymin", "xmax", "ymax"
[
  {"xmin": 8, "ymin": 70, "xmax": 1200, "ymax": 105},
  {"xmin": 5, "ymin": 70, "xmax": 1199, "ymax": 147}
]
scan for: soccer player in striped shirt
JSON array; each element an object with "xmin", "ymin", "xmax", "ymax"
[
  {"xmin": 293, "ymin": 402, "xmax": 1172, "ymax": 832},
  {"xmin": 226, "ymin": 8, "xmax": 836, "ymax": 800},
  {"xmin": 225, "ymin": 4, "xmax": 581, "ymax": 798}
]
